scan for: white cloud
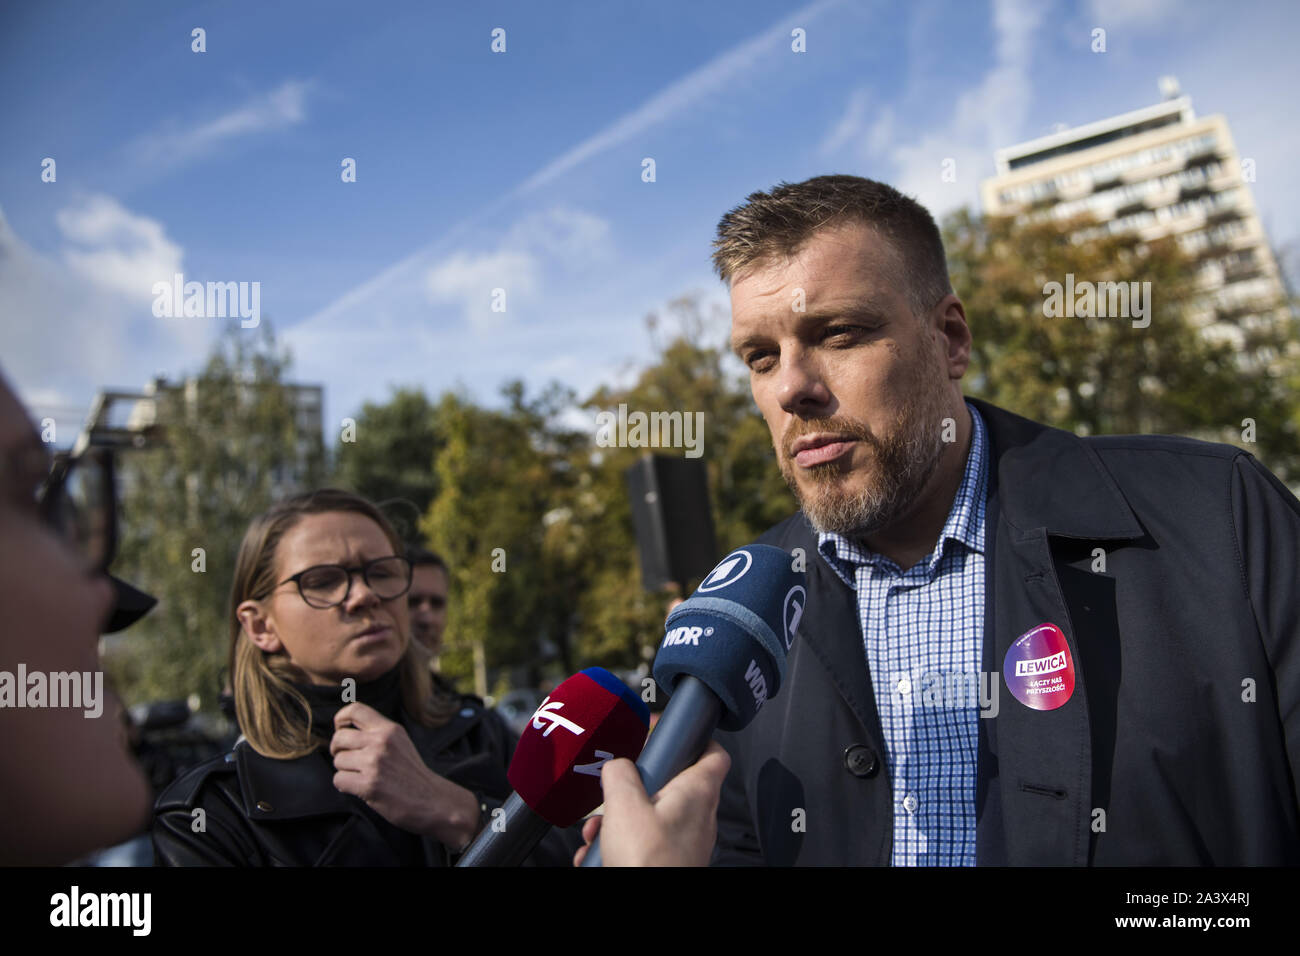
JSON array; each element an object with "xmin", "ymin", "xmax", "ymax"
[
  {"xmin": 426, "ymin": 249, "xmax": 539, "ymax": 329},
  {"xmin": 283, "ymin": 207, "xmax": 692, "ymax": 433},
  {"xmin": 55, "ymin": 195, "xmax": 183, "ymax": 302},
  {"xmin": 127, "ymin": 79, "xmax": 310, "ymax": 169},
  {"xmin": 0, "ymin": 203, "xmax": 210, "ymax": 443},
  {"xmin": 820, "ymin": 0, "xmax": 1046, "ymax": 216},
  {"xmin": 505, "ymin": 207, "xmax": 613, "ymax": 263},
  {"xmin": 423, "ymin": 205, "xmax": 614, "ymax": 329}
]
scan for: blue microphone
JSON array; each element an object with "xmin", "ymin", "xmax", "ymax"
[{"xmin": 580, "ymin": 544, "xmax": 805, "ymax": 866}]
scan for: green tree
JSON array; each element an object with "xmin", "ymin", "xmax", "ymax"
[
  {"xmin": 422, "ymin": 382, "xmax": 587, "ymax": 695},
  {"xmin": 108, "ymin": 321, "xmax": 324, "ymax": 711},
  {"xmin": 572, "ymin": 294, "xmax": 795, "ymax": 669},
  {"xmin": 331, "ymin": 387, "xmax": 442, "ymax": 544},
  {"xmin": 944, "ymin": 208, "xmax": 1300, "ymax": 481}
]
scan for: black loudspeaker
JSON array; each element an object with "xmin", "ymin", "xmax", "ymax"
[{"xmin": 625, "ymin": 454, "xmax": 718, "ymax": 591}]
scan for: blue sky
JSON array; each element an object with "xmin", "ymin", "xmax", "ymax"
[{"xmin": 3, "ymin": 0, "xmax": 1298, "ymax": 445}]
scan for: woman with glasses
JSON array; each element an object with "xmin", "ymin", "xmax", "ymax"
[{"xmin": 152, "ymin": 487, "xmax": 569, "ymax": 866}]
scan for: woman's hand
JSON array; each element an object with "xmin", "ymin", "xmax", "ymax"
[{"xmin": 330, "ymin": 702, "xmax": 481, "ymax": 850}]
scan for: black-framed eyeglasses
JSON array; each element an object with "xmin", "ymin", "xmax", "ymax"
[
  {"xmin": 38, "ymin": 447, "xmax": 117, "ymax": 575},
  {"xmin": 278, "ymin": 555, "xmax": 413, "ymax": 609}
]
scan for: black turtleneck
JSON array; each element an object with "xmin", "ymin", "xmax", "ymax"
[
  {"xmin": 286, "ymin": 666, "xmax": 440, "ymax": 864},
  {"xmin": 290, "ymin": 666, "xmax": 405, "ymax": 740}
]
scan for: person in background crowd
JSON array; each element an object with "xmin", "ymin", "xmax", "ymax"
[
  {"xmin": 407, "ymin": 546, "xmax": 458, "ymax": 696},
  {"xmin": 152, "ymin": 488, "xmax": 574, "ymax": 865}
]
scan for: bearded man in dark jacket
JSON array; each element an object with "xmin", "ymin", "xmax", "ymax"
[{"xmin": 708, "ymin": 175, "xmax": 1300, "ymax": 866}]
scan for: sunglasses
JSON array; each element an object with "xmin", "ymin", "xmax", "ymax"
[{"xmin": 38, "ymin": 447, "xmax": 118, "ymax": 574}]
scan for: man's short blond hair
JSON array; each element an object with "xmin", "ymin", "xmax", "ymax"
[{"xmin": 711, "ymin": 174, "xmax": 953, "ymax": 317}]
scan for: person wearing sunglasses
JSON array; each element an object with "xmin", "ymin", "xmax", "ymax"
[
  {"xmin": 0, "ymin": 373, "xmax": 153, "ymax": 864},
  {"xmin": 152, "ymin": 487, "xmax": 575, "ymax": 866}
]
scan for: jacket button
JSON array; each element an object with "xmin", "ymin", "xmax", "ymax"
[
  {"xmin": 256, "ymin": 800, "xmax": 273, "ymax": 812},
  {"xmin": 844, "ymin": 744, "xmax": 879, "ymax": 778}
]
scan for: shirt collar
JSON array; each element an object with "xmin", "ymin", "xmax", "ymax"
[{"xmin": 817, "ymin": 400, "xmax": 988, "ymax": 582}]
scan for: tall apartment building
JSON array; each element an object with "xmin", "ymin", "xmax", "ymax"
[
  {"xmin": 75, "ymin": 375, "xmax": 324, "ymax": 501},
  {"xmin": 979, "ymin": 80, "xmax": 1291, "ymax": 370}
]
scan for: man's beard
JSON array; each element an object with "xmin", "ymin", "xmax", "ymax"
[{"xmin": 778, "ymin": 378, "xmax": 951, "ymax": 540}]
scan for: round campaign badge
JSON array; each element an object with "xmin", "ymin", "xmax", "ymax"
[{"xmin": 1003, "ymin": 623, "xmax": 1075, "ymax": 711}]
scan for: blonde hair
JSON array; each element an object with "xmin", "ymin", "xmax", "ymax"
[
  {"xmin": 711, "ymin": 174, "xmax": 953, "ymax": 316},
  {"xmin": 229, "ymin": 488, "xmax": 460, "ymax": 758}
]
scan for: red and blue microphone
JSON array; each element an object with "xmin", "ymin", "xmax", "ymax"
[{"xmin": 455, "ymin": 667, "xmax": 649, "ymax": 866}]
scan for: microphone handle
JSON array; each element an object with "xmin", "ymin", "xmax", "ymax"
[
  {"xmin": 580, "ymin": 676, "xmax": 724, "ymax": 867},
  {"xmin": 455, "ymin": 790, "xmax": 553, "ymax": 867}
]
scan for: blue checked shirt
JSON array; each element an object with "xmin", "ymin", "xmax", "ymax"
[{"xmin": 818, "ymin": 400, "xmax": 988, "ymax": 866}]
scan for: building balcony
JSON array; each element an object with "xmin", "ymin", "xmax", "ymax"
[
  {"xmin": 1178, "ymin": 183, "xmax": 1214, "ymax": 203},
  {"xmin": 1223, "ymin": 261, "xmax": 1262, "ymax": 283},
  {"xmin": 1183, "ymin": 145, "xmax": 1223, "ymax": 167},
  {"xmin": 1205, "ymin": 206, "xmax": 1242, "ymax": 226}
]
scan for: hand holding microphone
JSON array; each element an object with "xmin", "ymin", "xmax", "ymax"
[
  {"xmin": 579, "ymin": 543, "xmax": 805, "ymax": 866},
  {"xmin": 573, "ymin": 740, "xmax": 730, "ymax": 867}
]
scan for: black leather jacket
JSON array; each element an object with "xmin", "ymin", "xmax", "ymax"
[{"xmin": 152, "ymin": 695, "xmax": 578, "ymax": 866}]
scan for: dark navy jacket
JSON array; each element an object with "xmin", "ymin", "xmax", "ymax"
[{"xmin": 713, "ymin": 397, "xmax": 1300, "ymax": 865}]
